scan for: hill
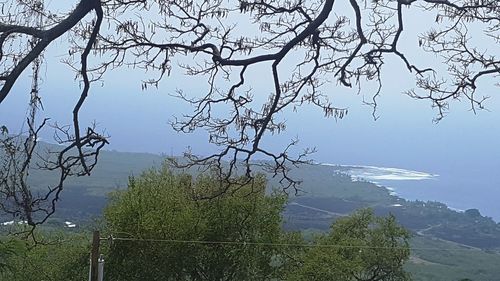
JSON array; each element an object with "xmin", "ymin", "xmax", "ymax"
[{"xmin": 2, "ymin": 144, "xmax": 500, "ymax": 280}]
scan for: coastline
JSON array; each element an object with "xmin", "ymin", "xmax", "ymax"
[{"xmin": 322, "ymin": 163, "xmax": 473, "ymax": 215}]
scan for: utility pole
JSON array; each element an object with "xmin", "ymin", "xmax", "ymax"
[{"xmin": 89, "ymin": 231, "xmax": 100, "ymax": 281}]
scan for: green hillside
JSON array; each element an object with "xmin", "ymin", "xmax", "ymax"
[{"xmin": 3, "ymin": 145, "xmax": 500, "ymax": 280}]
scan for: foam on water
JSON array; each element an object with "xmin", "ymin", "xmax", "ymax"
[
  {"xmin": 322, "ymin": 163, "xmax": 499, "ymax": 221},
  {"xmin": 334, "ymin": 165, "xmax": 438, "ymax": 181}
]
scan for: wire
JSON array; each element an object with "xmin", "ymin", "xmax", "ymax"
[{"xmin": 110, "ymin": 236, "xmax": 481, "ymax": 252}]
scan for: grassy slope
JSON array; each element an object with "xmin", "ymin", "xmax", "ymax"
[
  {"xmin": 407, "ymin": 237, "xmax": 500, "ymax": 281},
  {"xmin": 28, "ymin": 148, "xmax": 164, "ymax": 194}
]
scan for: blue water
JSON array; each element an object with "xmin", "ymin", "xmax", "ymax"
[
  {"xmin": 336, "ymin": 165, "xmax": 500, "ymax": 222},
  {"xmin": 383, "ymin": 175, "xmax": 499, "ymax": 221}
]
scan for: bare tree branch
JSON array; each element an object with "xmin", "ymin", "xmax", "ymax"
[{"xmin": 0, "ymin": 0, "xmax": 498, "ymax": 225}]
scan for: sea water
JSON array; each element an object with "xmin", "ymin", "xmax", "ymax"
[{"xmin": 330, "ymin": 165, "xmax": 500, "ymax": 222}]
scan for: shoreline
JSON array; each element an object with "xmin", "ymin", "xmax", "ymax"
[{"xmin": 323, "ymin": 163, "xmax": 473, "ymax": 216}]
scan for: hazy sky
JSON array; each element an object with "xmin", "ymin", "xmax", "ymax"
[{"xmin": 1, "ymin": 1, "xmax": 499, "ymax": 217}]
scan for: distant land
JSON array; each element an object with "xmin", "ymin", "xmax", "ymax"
[{"xmin": 2, "ymin": 144, "xmax": 500, "ymax": 280}]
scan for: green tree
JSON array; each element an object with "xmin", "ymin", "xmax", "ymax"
[
  {"xmin": 288, "ymin": 209, "xmax": 411, "ymax": 281},
  {"xmin": 104, "ymin": 166, "xmax": 295, "ymax": 281},
  {"xmin": 0, "ymin": 239, "xmax": 24, "ymax": 275},
  {"xmin": 0, "ymin": 234, "xmax": 89, "ymax": 281}
]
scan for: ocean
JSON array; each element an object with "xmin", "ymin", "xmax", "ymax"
[{"xmin": 330, "ymin": 165, "xmax": 500, "ymax": 222}]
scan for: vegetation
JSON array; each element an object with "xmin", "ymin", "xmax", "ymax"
[
  {"xmin": 1, "ymin": 166, "xmax": 415, "ymax": 281},
  {"xmin": 0, "ymin": 239, "xmax": 24, "ymax": 274},
  {"xmin": 104, "ymin": 167, "xmax": 295, "ymax": 281},
  {"xmin": 285, "ymin": 196, "xmax": 500, "ymax": 250},
  {"xmin": 0, "ymin": 1, "xmax": 498, "ymax": 279},
  {"xmin": 406, "ymin": 237, "xmax": 500, "ymax": 281},
  {"xmin": 287, "ymin": 209, "xmax": 411, "ymax": 281},
  {"xmin": 103, "ymin": 166, "xmax": 411, "ymax": 280},
  {"xmin": 1, "ymin": 152, "xmax": 500, "ymax": 280},
  {"xmin": 0, "ymin": 233, "xmax": 89, "ymax": 281}
]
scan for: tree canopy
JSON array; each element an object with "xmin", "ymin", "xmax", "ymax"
[
  {"xmin": 0, "ymin": 166, "xmax": 414, "ymax": 280},
  {"xmin": 287, "ymin": 209, "xmax": 411, "ymax": 281},
  {"xmin": 104, "ymin": 167, "xmax": 296, "ymax": 281},
  {"xmin": 104, "ymin": 167, "xmax": 412, "ymax": 281},
  {"xmin": 0, "ymin": 0, "xmax": 499, "ymax": 225},
  {"xmin": 0, "ymin": 234, "xmax": 89, "ymax": 281}
]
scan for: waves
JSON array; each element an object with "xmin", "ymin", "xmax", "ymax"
[
  {"xmin": 332, "ymin": 164, "xmax": 438, "ymax": 181},
  {"xmin": 321, "ymin": 163, "xmax": 438, "ymax": 198}
]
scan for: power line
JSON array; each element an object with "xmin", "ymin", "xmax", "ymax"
[{"xmin": 110, "ymin": 236, "xmax": 481, "ymax": 252}]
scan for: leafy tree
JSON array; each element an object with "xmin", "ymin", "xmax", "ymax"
[
  {"xmin": 0, "ymin": 239, "xmax": 24, "ymax": 275},
  {"xmin": 104, "ymin": 166, "xmax": 296, "ymax": 281},
  {"xmin": 287, "ymin": 209, "xmax": 411, "ymax": 281},
  {"xmin": 0, "ymin": 234, "xmax": 89, "ymax": 281}
]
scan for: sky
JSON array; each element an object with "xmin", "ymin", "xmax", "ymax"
[{"xmin": 1, "ymin": 1, "xmax": 499, "ymax": 218}]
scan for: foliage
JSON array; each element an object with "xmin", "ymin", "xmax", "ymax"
[
  {"xmin": 406, "ymin": 237, "xmax": 500, "ymax": 281},
  {"xmin": 9, "ymin": 149, "xmax": 500, "ymax": 280},
  {"xmin": 0, "ymin": 239, "xmax": 25, "ymax": 274},
  {"xmin": 104, "ymin": 166, "xmax": 295, "ymax": 281},
  {"xmin": 287, "ymin": 209, "xmax": 411, "ymax": 281},
  {"xmin": 0, "ymin": 233, "xmax": 89, "ymax": 281}
]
